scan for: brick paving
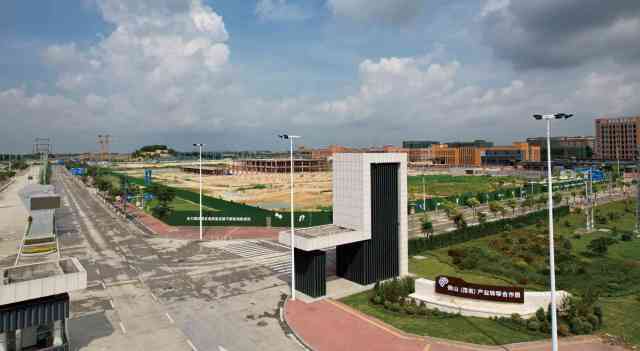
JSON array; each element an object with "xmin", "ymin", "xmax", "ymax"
[{"xmin": 285, "ymin": 299, "xmax": 629, "ymax": 351}]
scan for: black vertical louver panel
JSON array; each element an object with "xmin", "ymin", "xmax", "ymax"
[
  {"xmin": 294, "ymin": 249, "xmax": 326, "ymax": 297},
  {"xmin": 0, "ymin": 293, "xmax": 69, "ymax": 333},
  {"xmin": 336, "ymin": 163, "xmax": 399, "ymax": 285}
]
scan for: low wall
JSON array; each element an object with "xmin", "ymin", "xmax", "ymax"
[{"xmin": 409, "ymin": 278, "xmax": 569, "ymax": 319}]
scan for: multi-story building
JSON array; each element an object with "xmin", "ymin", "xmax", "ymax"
[
  {"xmin": 595, "ymin": 116, "xmax": 640, "ymax": 160},
  {"xmin": 526, "ymin": 136, "xmax": 594, "ymax": 160},
  {"xmin": 402, "ymin": 140, "xmax": 440, "ymax": 149}
]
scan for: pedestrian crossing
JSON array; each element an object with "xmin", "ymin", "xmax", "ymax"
[{"xmin": 214, "ymin": 240, "xmax": 291, "ymax": 274}]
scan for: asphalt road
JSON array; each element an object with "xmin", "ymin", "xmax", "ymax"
[{"xmin": 52, "ymin": 166, "xmax": 302, "ymax": 351}]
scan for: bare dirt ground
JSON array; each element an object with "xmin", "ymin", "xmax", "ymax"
[{"xmin": 122, "ymin": 167, "xmax": 332, "ymax": 211}]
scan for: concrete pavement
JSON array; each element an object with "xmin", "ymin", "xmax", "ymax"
[{"xmin": 51, "ymin": 166, "xmax": 303, "ymax": 350}]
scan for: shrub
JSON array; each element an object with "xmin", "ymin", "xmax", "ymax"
[
  {"xmin": 390, "ymin": 302, "xmax": 402, "ymax": 313},
  {"xmin": 371, "ymin": 295, "xmax": 383, "ymax": 305},
  {"xmin": 593, "ymin": 305, "xmax": 603, "ymax": 325},
  {"xmin": 384, "ymin": 301, "xmax": 392, "ymax": 310},
  {"xmin": 621, "ymin": 232, "xmax": 633, "ymax": 241},
  {"xmin": 402, "ymin": 276, "xmax": 416, "ymax": 295},
  {"xmin": 587, "ymin": 314, "xmax": 600, "ymax": 330},
  {"xmin": 460, "ymin": 256, "xmax": 479, "ymax": 269},
  {"xmin": 564, "ymin": 220, "xmax": 572, "ymax": 228},
  {"xmin": 558, "ymin": 323, "xmax": 571, "ymax": 337},
  {"xmin": 527, "ymin": 319, "xmax": 541, "ymax": 331},
  {"xmin": 510, "ymin": 313, "xmax": 524, "ymax": 326},
  {"xmin": 535, "ymin": 308, "xmax": 546, "ymax": 322},
  {"xmin": 404, "ymin": 304, "xmax": 417, "ymax": 315}
]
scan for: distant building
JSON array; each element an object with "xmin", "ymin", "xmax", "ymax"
[
  {"xmin": 527, "ymin": 136, "xmax": 594, "ymax": 160},
  {"xmin": 595, "ymin": 116, "xmax": 640, "ymax": 160},
  {"xmin": 445, "ymin": 139, "xmax": 494, "ymax": 148},
  {"xmin": 402, "ymin": 140, "xmax": 440, "ymax": 149}
]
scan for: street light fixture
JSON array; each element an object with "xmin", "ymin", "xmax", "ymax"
[
  {"xmin": 532, "ymin": 112, "xmax": 573, "ymax": 351},
  {"xmin": 279, "ymin": 134, "xmax": 301, "ymax": 300},
  {"xmin": 193, "ymin": 143, "xmax": 205, "ymax": 241}
]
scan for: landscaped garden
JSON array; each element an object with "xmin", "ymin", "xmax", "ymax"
[{"xmin": 343, "ymin": 199, "xmax": 640, "ymax": 346}]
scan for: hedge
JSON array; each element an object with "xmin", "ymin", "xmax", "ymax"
[{"xmin": 408, "ymin": 206, "xmax": 570, "ymax": 255}]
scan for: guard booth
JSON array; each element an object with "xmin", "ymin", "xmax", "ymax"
[
  {"xmin": 280, "ymin": 153, "xmax": 408, "ymax": 298},
  {"xmin": 0, "ymin": 258, "xmax": 87, "ymax": 351}
]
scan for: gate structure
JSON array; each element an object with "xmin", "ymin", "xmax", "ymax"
[{"xmin": 280, "ymin": 153, "xmax": 408, "ymax": 298}]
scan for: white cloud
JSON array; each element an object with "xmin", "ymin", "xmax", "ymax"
[
  {"xmin": 255, "ymin": 0, "xmax": 310, "ymax": 22},
  {"xmin": 327, "ymin": 0, "xmax": 425, "ymax": 24}
]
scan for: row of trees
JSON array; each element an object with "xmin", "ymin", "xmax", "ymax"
[{"xmin": 421, "ymin": 192, "xmax": 569, "ymax": 235}]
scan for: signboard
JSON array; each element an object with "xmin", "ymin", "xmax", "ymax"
[
  {"xmin": 144, "ymin": 169, "xmax": 153, "ymax": 185},
  {"xmin": 30, "ymin": 195, "xmax": 61, "ymax": 210},
  {"xmin": 186, "ymin": 216, "xmax": 252, "ymax": 223},
  {"xmin": 71, "ymin": 168, "xmax": 86, "ymax": 176},
  {"xmin": 435, "ymin": 275, "xmax": 524, "ymax": 304}
]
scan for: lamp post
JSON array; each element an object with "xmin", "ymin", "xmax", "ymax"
[
  {"xmin": 279, "ymin": 134, "xmax": 300, "ymax": 300},
  {"xmin": 533, "ymin": 112, "xmax": 573, "ymax": 351},
  {"xmin": 193, "ymin": 143, "xmax": 204, "ymax": 241}
]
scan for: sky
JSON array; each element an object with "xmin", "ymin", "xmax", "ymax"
[{"xmin": 1, "ymin": 0, "xmax": 640, "ymax": 153}]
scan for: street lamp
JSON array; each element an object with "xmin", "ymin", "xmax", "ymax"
[
  {"xmin": 532, "ymin": 112, "xmax": 573, "ymax": 351},
  {"xmin": 193, "ymin": 143, "xmax": 205, "ymax": 241},
  {"xmin": 279, "ymin": 134, "xmax": 300, "ymax": 300}
]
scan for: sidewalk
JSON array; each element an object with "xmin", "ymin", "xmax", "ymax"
[{"xmin": 285, "ymin": 299, "xmax": 628, "ymax": 351}]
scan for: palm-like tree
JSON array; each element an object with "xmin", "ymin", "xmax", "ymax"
[
  {"xmin": 466, "ymin": 197, "xmax": 480, "ymax": 218},
  {"xmin": 506, "ymin": 198, "xmax": 518, "ymax": 216}
]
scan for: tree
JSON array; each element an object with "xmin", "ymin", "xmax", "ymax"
[
  {"xmin": 466, "ymin": 197, "xmax": 480, "ymax": 218},
  {"xmin": 506, "ymin": 198, "xmax": 518, "ymax": 216},
  {"xmin": 553, "ymin": 192, "xmax": 563, "ymax": 207},
  {"xmin": 147, "ymin": 183, "xmax": 176, "ymax": 219},
  {"xmin": 587, "ymin": 237, "xmax": 615, "ymax": 256},
  {"xmin": 440, "ymin": 200, "xmax": 459, "ymax": 219},
  {"xmin": 451, "ymin": 211, "xmax": 467, "ymax": 229},
  {"xmin": 477, "ymin": 211, "xmax": 488, "ymax": 224},
  {"xmin": 421, "ymin": 214, "xmax": 434, "ymax": 237},
  {"xmin": 488, "ymin": 201, "xmax": 502, "ymax": 218}
]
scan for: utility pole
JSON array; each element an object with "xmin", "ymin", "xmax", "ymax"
[{"xmin": 636, "ymin": 145, "xmax": 640, "ymax": 233}]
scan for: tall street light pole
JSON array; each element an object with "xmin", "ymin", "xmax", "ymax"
[
  {"xmin": 279, "ymin": 134, "xmax": 300, "ymax": 300},
  {"xmin": 193, "ymin": 144, "xmax": 204, "ymax": 241},
  {"xmin": 533, "ymin": 112, "xmax": 573, "ymax": 351}
]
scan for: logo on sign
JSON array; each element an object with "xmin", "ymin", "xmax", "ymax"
[{"xmin": 438, "ymin": 277, "xmax": 449, "ymax": 288}]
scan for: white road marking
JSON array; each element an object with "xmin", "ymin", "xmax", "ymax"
[
  {"xmin": 109, "ymin": 299, "xmax": 115, "ymax": 309},
  {"xmin": 101, "ymin": 281, "xmax": 106, "ymax": 290},
  {"xmin": 186, "ymin": 339, "xmax": 198, "ymax": 351},
  {"xmin": 119, "ymin": 322, "xmax": 126, "ymax": 334},
  {"xmin": 96, "ymin": 268, "xmax": 101, "ymax": 275},
  {"xmin": 165, "ymin": 312, "xmax": 174, "ymax": 324},
  {"xmin": 150, "ymin": 293, "xmax": 158, "ymax": 302},
  {"xmin": 218, "ymin": 346, "xmax": 228, "ymax": 351}
]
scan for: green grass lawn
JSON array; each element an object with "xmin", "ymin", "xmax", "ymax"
[
  {"xmin": 407, "ymin": 175, "xmax": 524, "ymax": 199},
  {"xmin": 341, "ymin": 291, "xmax": 547, "ymax": 345}
]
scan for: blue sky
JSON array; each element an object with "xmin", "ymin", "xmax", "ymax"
[{"xmin": 1, "ymin": 0, "xmax": 639, "ymax": 153}]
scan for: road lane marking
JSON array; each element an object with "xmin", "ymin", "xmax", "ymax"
[
  {"xmin": 96, "ymin": 268, "xmax": 101, "ymax": 275},
  {"xmin": 150, "ymin": 293, "xmax": 158, "ymax": 302},
  {"xmin": 119, "ymin": 322, "xmax": 126, "ymax": 334},
  {"xmin": 186, "ymin": 339, "xmax": 198, "ymax": 351},
  {"xmin": 109, "ymin": 299, "xmax": 115, "ymax": 309},
  {"xmin": 165, "ymin": 312, "xmax": 174, "ymax": 324}
]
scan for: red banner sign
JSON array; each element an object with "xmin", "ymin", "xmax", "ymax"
[{"xmin": 435, "ymin": 275, "xmax": 525, "ymax": 304}]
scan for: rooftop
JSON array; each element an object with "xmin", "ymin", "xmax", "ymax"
[{"xmin": 294, "ymin": 224, "xmax": 355, "ymax": 239}]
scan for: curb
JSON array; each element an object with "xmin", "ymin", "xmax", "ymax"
[{"xmin": 280, "ymin": 295, "xmax": 313, "ymax": 351}]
